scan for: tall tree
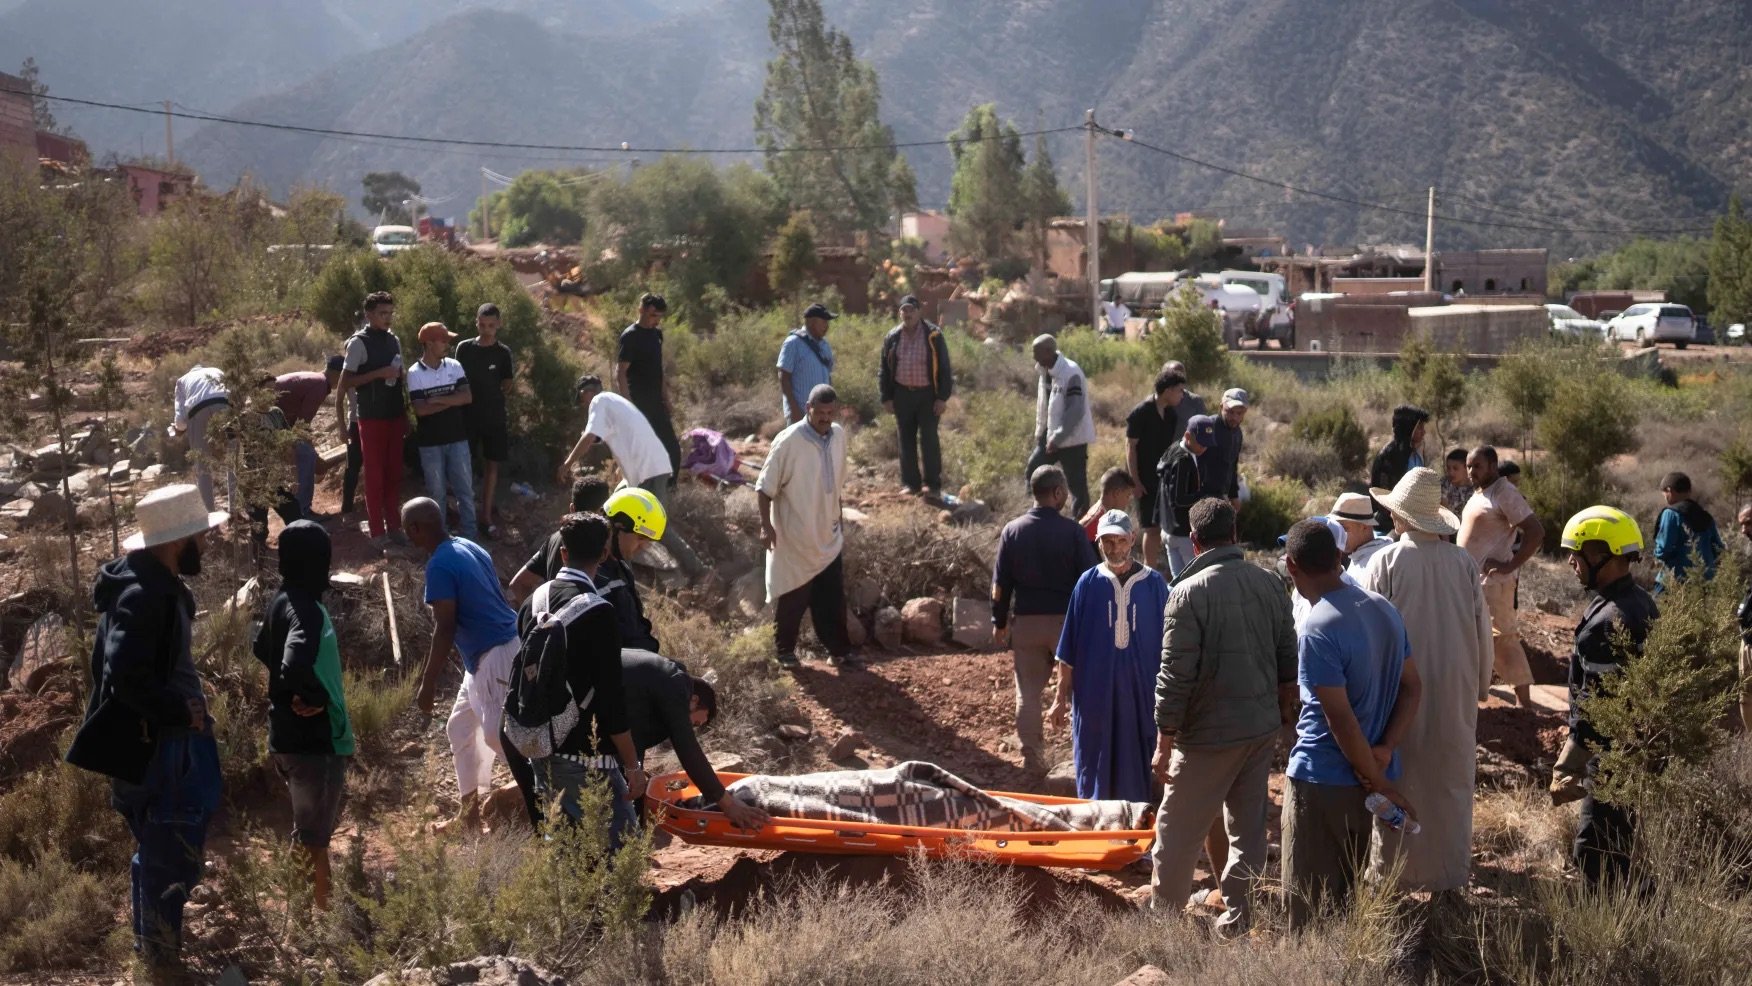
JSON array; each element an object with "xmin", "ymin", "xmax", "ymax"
[
  {"xmin": 361, "ymin": 171, "xmax": 422, "ymax": 224},
  {"xmin": 17, "ymin": 57, "xmax": 61, "ymax": 134},
  {"xmin": 945, "ymin": 104, "xmax": 1025, "ymax": 261},
  {"xmin": 1020, "ymin": 131, "xmax": 1071, "ymax": 272},
  {"xmin": 1708, "ymin": 196, "xmax": 1752, "ymax": 327},
  {"xmin": 754, "ymin": 0, "xmax": 913, "ymax": 237}
]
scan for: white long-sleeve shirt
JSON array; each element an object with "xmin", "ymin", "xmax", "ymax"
[
  {"xmin": 169, "ymin": 365, "xmax": 229, "ymax": 433},
  {"xmin": 1034, "ymin": 354, "xmax": 1095, "ymax": 449}
]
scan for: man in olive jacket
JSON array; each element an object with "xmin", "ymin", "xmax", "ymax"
[{"xmin": 1149, "ymin": 497, "xmax": 1297, "ymax": 934}]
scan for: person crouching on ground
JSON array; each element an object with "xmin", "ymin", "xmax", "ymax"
[
  {"xmin": 512, "ymin": 512, "xmax": 645, "ymax": 847},
  {"xmin": 1049, "ymin": 509, "xmax": 1167, "ymax": 803},
  {"xmin": 253, "ymin": 520, "xmax": 353, "ymax": 910},
  {"xmin": 621, "ymin": 648, "xmax": 770, "ymax": 831},
  {"xmin": 66, "ymin": 484, "xmax": 227, "ymax": 973},
  {"xmin": 405, "ymin": 496, "xmax": 522, "ymax": 835},
  {"xmin": 1150, "ymin": 498, "xmax": 1296, "ymax": 935},
  {"xmin": 1280, "ymin": 519, "xmax": 1421, "ymax": 930}
]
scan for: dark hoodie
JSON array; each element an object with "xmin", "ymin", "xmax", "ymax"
[
  {"xmin": 253, "ymin": 521, "xmax": 354, "ymax": 756},
  {"xmin": 599, "ymin": 548, "xmax": 661, "ymax": 653},
  {"xmin": 1369, "ymin": 405, "xmax": 1429, "ymax": 531},
  {"xmin": 66, "ymin": 550, "xmax": 200, "ymax": 784}
]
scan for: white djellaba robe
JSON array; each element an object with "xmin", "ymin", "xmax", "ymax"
[
  {"xmin": 1359, "ymin": 529, "xmax": 1493, "ymax": 891},
  {"xmin": 756, "ymin": 418, "xmax": 848, "ymax": 601}
]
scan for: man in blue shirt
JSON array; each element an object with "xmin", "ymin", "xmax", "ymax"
[
  {"xmin": 405, "ymin": 497, "xmax": 521, "ymax": 835},
  {"xmin": 1280, "ymin": 518, "xmax": 1422, "ymax": 930},
  {"xmin": 1653, "ymin": 471, "xmax": 1724, "ymax": 591},
  {"xmin": 777, "ymin": 302, "xmax": 836, "ymax": 426}
]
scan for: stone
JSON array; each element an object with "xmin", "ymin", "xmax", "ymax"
[
  {"xmin": 76, "ymin": 497, "xmax": 116, "ymax": 529},
  {"xmin": 330, "ymin": 571, "xmax": 368, "ymax": 588},
  {"xmin": 108, "ymin": 459, "xmax": 131, "ymax": 482},
  {"xmin": 706, "ymin": 751, "xmax": 749, "ymax": 773},
  {"xmin": 900, "ymin": 597, "xmax": 945, "ymax": 645},
  {"xmin": 1, "ymin": 490, "xmax": 72, "ymax": 528},
  {"xmin": 139, "ymin": 464, "xmax": 167, "ymax": 482},
  {"xmin": 14, "ymin": 614, "xmax": 69, "ymax": 693},
  {"xmin": 1113, "ymin": 965, "xmax": 1172, "ymax": 986},
  {"xmin": 840, "ymin": 506, "xmax": 870, "ymax": 528},
  {"xmin": 844, "ymin": 605, "xmax": 868, "ymax": 647},
  {"xmin": 776, "ymin": 723, "xmax": 811, "ymax": 741},
  {"xmin": 30, "ymin": 443, "xmax": 69, "ymax": 473},
  {"xmin": 731, "ymin": 570, "xmax": 768, "ymax": 620},
  {"xmin": 62, "ymin": 466, "xmax": 109, "ymax": 498},
  {"xmin": 1044, "ymin": 760, "xmax": 1078, "ymax": 797},
  {"xmin": 631, "ymin": 541, "xmax": 678, "ymax": 572},
  {"xmin": 950, "ymin": 597, "xmax": 993, "ymax": 649},
  {"xmin": 848, "ymin": 577, "xmax": 882, "ymax": 613},
  {"xmin": 873, "ymin": 607, "xmax": 903, "ymax": 650},
  {"xmin": 827, "ymin": 729, "xmax": 865, "ymax": 761},
  {"xmin": 127, "ymin": 428, "xmax": 158, "ymax": 465}
]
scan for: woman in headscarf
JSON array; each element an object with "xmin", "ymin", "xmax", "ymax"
[{"xmin": 1048, "ymin": 510, "xmax": 1169, "ymax": 802}]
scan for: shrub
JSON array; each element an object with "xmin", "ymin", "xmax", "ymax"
[
  {"xmin": 1265, "ymin": 435, "xmax": 1347, "ymax": 488},
  {"xmin": 1538, "ymin": 371, "xmax": 1639, "ymax": 479},
  {"xmin": 1720, "ymin": 434, "xmax": 1752, "ymax": 498},
  {"xmin": 345, "ymin": 669, "xmax": 416, "ymax": 752},
  {"xmin": 1518, "ymin": 464, "xmax": 1603, "ymax": 551},
  {"xmin": 306, "ymin": 248, "xmax": 390, "ymax": 336},
  {"xmin": 1495, "ymin": 341, "xmax": 1557, "ymax": 451},
  {"xmin": 646, "ymin": 597, "xmax": 794, "ymax": 772},
  {"xmin": 1397, "ymin": 333, "xmax": 1466, "ymax": 446},
  {"xmin": 1237, "ymin": 477, "xmax": 1307, "ymax": 548},
  {"xmin": 0, "ymin": 763, "xmax": 129, "ymax": 868},
  {"xmin": 0, "ymin": 854, "xmax": 120, "ymax": 972},
  {"xmin": 844, "ymin": 511, "xmax": 997, "ymax": 604},
  {"xmin": 1142, "ymin": 283, "xmax": 1228, "ymax": 386},
  {"xmin": 1290, "ymin": 403, "xmax": 1370, "ymax": 473},
  {"xmin": 768, "ymin": 210, "xmax": 819, "ymax": 299},
  {"xmin": 1056, "ymin": 327, "xmax": 1149, "ymax": 381},
  {"xmin": 941, "ymin": 389, "xmax": 1036, "ymax": 513}
]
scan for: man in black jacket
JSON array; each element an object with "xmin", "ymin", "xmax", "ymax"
[
  {"xmin": 509, "ymin": 476, "xmax": 611, "ymax": 604},
  {"xmin": 514, "ymin": 512, "xmax": 644, "ymax": 848},
  {"xmin": 878, "ymin": 295, "xmax": 953, "ymax": 497},
  {"xmin": 1369, "ymin": 405, "xmax": 1429, "ymax": 533},
  {"xmin": 620, "ymin": 649, "xmax": 769, "ymax": 830},
  {"xmin": 1158, "ymin": 415, "xmax": 1217, "ymax": 578},
  {"xmin": 65, "ymin": 483, "xmax": 227, "ymax": 972},
  {"xmin": 598, "ymin": 487, "xmax": 666, "ymax": 652},
  {"xmin": 253, "ymin": 520, "xmax": 352, "ymax": 910}
]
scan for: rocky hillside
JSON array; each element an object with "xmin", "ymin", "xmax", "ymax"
[{"xmin": 12, "ymin": 0, "xmax": 1751, "ymax": 248}]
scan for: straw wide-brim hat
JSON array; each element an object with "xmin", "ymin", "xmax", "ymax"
[
  {"xmin": 123, "ymin": 483, "xmax": 228, "ymax": 551},
  {"xmin": 1368, "ymin": 467, "xmax": 1457, "ymax": 536}
]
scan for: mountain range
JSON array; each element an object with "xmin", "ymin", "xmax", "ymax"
[{"xmin": 4, "ymin": 0, "xmax": 1748, "ymax": 250}]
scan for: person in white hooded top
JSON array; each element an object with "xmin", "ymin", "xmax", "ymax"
[{"xmin": 1026, "ymin": 334, "xmax": 1097, "ymax": 517}]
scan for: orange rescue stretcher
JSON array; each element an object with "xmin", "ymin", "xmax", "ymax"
[{"xmin": 645, "ymin": 771, "xmax": 1156, "ymax": 871}]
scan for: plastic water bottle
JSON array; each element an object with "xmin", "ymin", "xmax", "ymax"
[{"xmin": 1364, "ymin": 793, "xmax": 1421, "ymax": 834}]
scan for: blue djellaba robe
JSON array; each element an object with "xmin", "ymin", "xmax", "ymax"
[{"xmin": 1054, "ymin": 561, "xmax": 1169, "ymax": 803}]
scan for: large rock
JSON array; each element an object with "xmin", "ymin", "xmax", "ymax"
[
  {"xmin": 139, "ymin": 464, "xmax": 167, "ymax": 482},
  {"xmin": 61, "ymin": 466, "xmax": 109, "ymax": 498},
  {"xmin": 1044, "ymin": 760, "xmax": 1078, "ymax": 797},
  {"xmin": 828, "ymin": 729, "xmax": 866, "ymax": 761},
  {"xmin": 76, "ymin": 496, "xmax": 117, "ymax": 529},
  {"xmin": 1, "ymin": 489, "xmax": 72, "ymax": 528},
  {"xmin": 12, "ymin": 614, "xmax": 69, "ymax": 694},
  {"xmin": 706, "ymin": 751, "xmax": 749, "ymax": 774},
  {"xmin": 731, "ymin": 570, "xmax": 768, "ymax": 620},
  {"xmin": 847, "ymin": 577, "xmax": 882, "ymax": 614},
  {"xmin": 950, "ymin": 598, "xmax": 993, "ymax": 649},
  {"xmin": 873, "ymin": 607, "xmax": 903, "ymax": 650},
  {"xmin": 844, "ymin": 605, "xmax": 868, "ymax": 647},
  {"xmin": 29, "ymin": 443, "xmax": 70, "ymax": 475},
  {"xmin": 900, "ymin": 597, "xmax": 944, "ymax": 645}
]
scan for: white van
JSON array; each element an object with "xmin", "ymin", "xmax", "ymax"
[
  {"xmin": 1219, "ymin": 270, "xmax": 1291, "ymax": 332},
  {"xmin": 371, "ymin": 225, "xmax": 418, "ymax": 258}
]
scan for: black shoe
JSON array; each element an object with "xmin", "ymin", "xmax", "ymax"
[
  {"xmin": 831, "ymin": 653, "xmax": 864, "ymax": 669},
  {"xmin": 776, "ymin": 653, "xmax": 802, "ymax": 670}
]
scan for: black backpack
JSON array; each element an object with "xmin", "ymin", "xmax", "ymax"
[{"xmin": 502, "ymin": 579, "xmax": 604, "ymax": 759}]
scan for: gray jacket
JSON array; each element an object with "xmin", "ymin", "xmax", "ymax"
[{"xmin": 1155, "ymin": 545, "xmax": 1297, "ymax": 748}]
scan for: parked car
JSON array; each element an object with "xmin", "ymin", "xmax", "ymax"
[
  {"xmin": 371, "ymin": 224, "xmax": 418, "ymax": 258},
  {"xmin": 1693, "ymin": 316, "xmax": 1716, "ymax": 346},
  {"xmin": 1728, "ymin": 323, "xmax": 1746, "ymax": 344},
  {"xmin": 1544, "ymin": 303, "xmax": 1606, "ymax": 340},
  {"xmin": 1606, "ymin": 303, "xmax": 1695, "ymax": 349}
]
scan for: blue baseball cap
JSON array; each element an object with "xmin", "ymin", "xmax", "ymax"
[{"xmin": 1187, "ymin": 414, "xmax": 1218, "ymax": 448}]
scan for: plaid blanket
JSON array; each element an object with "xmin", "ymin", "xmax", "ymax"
[{"xmin": 724, "ymin": 761, "xmax": 1151, "ymax": 832}]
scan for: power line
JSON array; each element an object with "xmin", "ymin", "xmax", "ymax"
[
  {"xmin": 8, "ymin": 86, "xmax": 1080, "ymax": 155},
  {"xmin": 1105, "ymin": 132, "xmax": 1718, "ymax": 237}
]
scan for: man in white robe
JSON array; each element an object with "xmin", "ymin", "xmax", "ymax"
[{"xmin": 758, "ymin": 384, "xmax": 856, "ymax": 670}]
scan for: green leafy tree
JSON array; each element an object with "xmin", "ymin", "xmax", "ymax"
[
  {"xmin": 1495, "ymin": 341, "xmax": 1557, "ymax": 456},
  {"xmin": 769, "ymin": 210, "xmax": 819, "ymax": 299},
  {"xmin": 361, "ymin": 171, "xmax": 422, "ymax": 224},
  {"xmin": 1291, "ymin": 404, "xmax": 1369, "ymax": 473},
  {"xmin": 496, "ymin": 170, "xmax": 591, "ymax": 246},
  {"xmin": 1397, "ymin": 333, "xmax": 1467, "ymax": 449},
  {"xmin": 1537, "ymin": 370, "xmax": 1638, "ymax": 480},
  {"xmin": 1020, "ymin": 132, "xmax": 1071, "ymax": 273},
  {"xmin": 945, "ymin": 104, "xmax": 1025, "ymax": 261},
  {"xmin": 754, "ymin": 0, "xmax": 913, "ymax": 236},
  {"xmin": 1143, "ymin": 283, "xmax": 1228, "ymax": 385},
  {"xmin": 1707, "ymin": 195, "xmax": 1752, "ymax": 327}
]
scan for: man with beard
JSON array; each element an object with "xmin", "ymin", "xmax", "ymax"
[{"xmin": 66, "ymin": 484, "xmax": 228, "ymax": 975}]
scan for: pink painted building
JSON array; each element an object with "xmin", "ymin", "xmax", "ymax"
[{"xmin": 119, "ymin": 163, "xmax": 195, "ymax": 216}]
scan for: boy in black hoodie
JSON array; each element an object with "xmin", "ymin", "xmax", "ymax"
[
  {"xmin": 254, "ymin": 520, "xmax": 353, "ymax": 910},
  {"xmin": 65, "ymin": 483, "xmax": 226, "ymax": 972},
  {"xmin": 1369, "ymin": 405, "xmax": 1430, "ymax": 532}
]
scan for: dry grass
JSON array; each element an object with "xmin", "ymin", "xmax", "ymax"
[
  {"xmin": 843, "ymin": 510, "xmax": 997, "ymax": 605},
  {"xmin": 646, "ymin": 595, "xmax": 797, "ymax": 772},
  {"xmin": 0, "ymin": 854, "xmax": 122, "ymax": 972},
  {"xmin": 1472, "ymin": 786, "xmax": 1575, "ymax": 873}
]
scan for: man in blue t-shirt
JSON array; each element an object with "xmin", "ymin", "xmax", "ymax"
[
  {"xmin": 776, "ymin": 302, "xmax": 836, "ymax": 426},
  {"xmin": 405, "ymin": 497, "xmax": 521, "ymax": 835},
  {"xmin": 1280, "ymin": 518, "xmax": 1422, "ymax": 930}
]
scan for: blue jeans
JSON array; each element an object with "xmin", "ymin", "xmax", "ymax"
[
  {"xmin": 418, "ymin": 441, "xmax": 477, "ymax": 540},
  {"xmin": 532, "ymin": 756, "xmax": 639, "ymax": 852},
  {"xmin": 109, "ymin": 730, "xmax": 223, "ymax": 965},
  {"xmin": 292, "ymin": 438, "xmax": 317, "ymax": 517}
]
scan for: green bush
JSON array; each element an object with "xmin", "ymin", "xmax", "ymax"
[
  {"xmin": 1518, "ymin": 464, "xmax": 1604, "ymax": 551},
  {"xmin": 1237, "ymin": 477, "xmax": 1307, "ymax": 548},
  {"xmin": 1143, "ymin": 283, "xmax": 1228, "ymax": 386},
  {"xmin": 942, "ymin": 389, "xmax": 1037, "ymax": 511},
  {"xmin": 1290, "ymin": 403, "xmax": 1370, "ymax": 473},
  {"xmin": 1265, "ymin": 435, "xmax": 1347, "ymax": 488},
  {"xmin": 0, "ymin": 854, "xmax": 119, "ymax": 972},
  {"xmin": 1397, "ymin": 333, "xmax": 1467, "ymax": 445},
  {"xmin": 0, "ymin": 763, "xmax": 130, "ymax": 869},
  {"xmin": 1057, "ymin": 327, "xmax": 1150, "ymax": 380},
  {"xmin": 345, "ymin": 669, "xmax": 416, "ymax": 753},
  {"xmin": 306, "ymin": 249, "xmax": 390, "ymax": 336},
  {"xmin": 1538, "ymin": 371, "xmax": 1639, "ymax": 479}
]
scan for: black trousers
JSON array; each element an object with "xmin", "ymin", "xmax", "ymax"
[
  {"xmin": 342, "ymin": 420, "xmax": 362, "ymax": 513},
  {"xmin": 501, "ymin": 726, "xmax": 541, "ymax": 829},
  {"xmin": 892, "ymin": 386, "xmax": 943, "ymax": 492},
  {"xmin": 774, "ymin": 553, "xmax": 849, "ymax": 657},
  {"xmin": 633, "ymin": 394, "xmax": 682, "ymax": 481},
  {"xmin": 1025, "ymin": 441, "xmax": 1090, "ymax": 518},
  {"xmin": 1575, "ymin": 793, "xmax": 1635, "ymax": 886}
]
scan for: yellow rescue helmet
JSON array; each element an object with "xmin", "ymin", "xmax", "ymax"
[
  {"xmin": 604, "ymin": 487, "xmax": 666, "ymax": 541},
  {"xmin": 1560, "ymin": 505, "xmax": 1643, "ymax": 557}
]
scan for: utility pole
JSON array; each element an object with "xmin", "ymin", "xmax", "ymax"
[
  {"xmin": 163, "ymin": 100, "xmax": 175, "ymax": 166},
  {"xmin": 480, "ymin": 168, "xmax": 490, "ymax": 241},
  {"xmin": 1423, "ymin": 185, "xmax": 1436, "ymax": 292},
  {"xmin": 1084, "ymin": 109, "xmax": 1101, "ymax": 331}
]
